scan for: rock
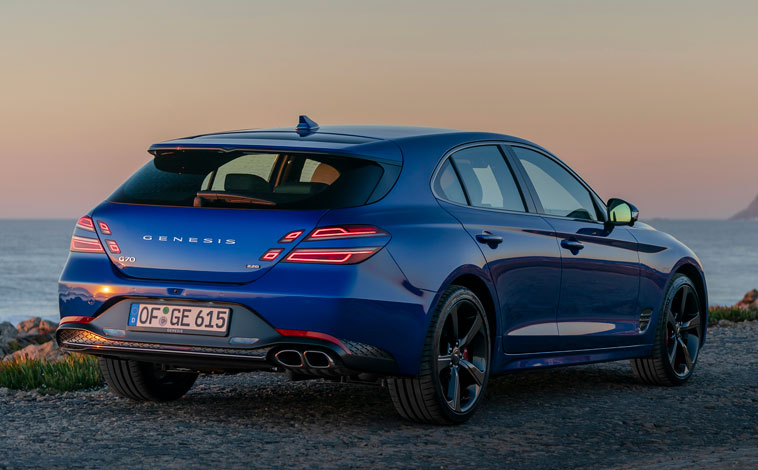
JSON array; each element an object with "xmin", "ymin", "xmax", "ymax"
[
  {"xmin": 16, "ymin": 317, "xmax": 58, "ymax": 336},
  {"xmin": 2, "ymin": 340, "xmax": 64, "ymax": 363},
  {"xmin": 735, "ymin": 289, "xmax": 758, "ymax": 310},
  {"xmin": 0, "ymin": 321, "xmax": 20, "ymax": 356},
  {"xmin": 731, "ymin": 194, "xmax": 758, "ymax": 220}
]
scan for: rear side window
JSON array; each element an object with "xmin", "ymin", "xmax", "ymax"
[
  {"xmin": 109, "ymin": 150, "xmax": 390, "ymax": 210},
  {"xmin": 511, "ymin": 146, "xmax": 600, "ymax": 221},
  {"xmin": 449, "ymin": 146, "xmax": 525, "ymax": 212},
  {"xmin": 433, "ymin": 160, "xmax": 467, "ymax": 205}
]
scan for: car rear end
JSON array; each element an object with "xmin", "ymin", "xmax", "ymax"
[{"xmin": 56, "ymin": 140, "xmax": 429, "ymax": 379}]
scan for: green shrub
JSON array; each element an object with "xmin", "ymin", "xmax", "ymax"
[
  {"xmin": 0, "ymin": 354, "xmax": 102, "ymax": 393},
  {"xmin": 708, "ymin": 306, "xmax": 758, "ymax": 325}
]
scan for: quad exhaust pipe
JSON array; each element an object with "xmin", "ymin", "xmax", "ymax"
[{"xmin": 274, "ymin": 349, "xmax": 335, "ymax": 369}]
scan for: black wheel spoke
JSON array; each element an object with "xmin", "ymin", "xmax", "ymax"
[
  {"xmin": 681, "ymin": 313, "xmax": 701, "ymax": 333},
  {"xmin": 677, "ymin": 337, "xmax": 693, "ymax": 370},
  {"xmin": 668, "ymin": 339, "xmax": 677, "ymax": 363},
  {"xmin": 449, "ymin": 305, "xmax": 460, "ymax": 340},
  {"xmin": 459, "ymin": 315, "xmax": 482, "ymax": 348},
  {"xmin": 678, "ymin": 285, "xmax": 690, "ymax": 320},
  {"xmin": 666, "ymin": 309, "xmax": 677, "ymax": 327},
  {"xmin": 437, "ymin": 354, "xmax": 452, "ymax": 374},
  {"xmin": 447, "ymin": 366, "xmax": 461, "ymax": 412},
  {"xmin": 460, "ymin": 359, "xmax": 484, "ymax": 386}
]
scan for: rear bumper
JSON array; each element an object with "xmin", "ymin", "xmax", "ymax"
[
  {"xmin": 57, "ymin": 305, "xmax": 398, "ymax": 376},
  {"xmin": 59, "ymin": 249, "xmax": 436, "ymax": 376}
]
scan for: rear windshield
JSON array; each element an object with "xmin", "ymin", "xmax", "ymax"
[{"xmin": 109, "ymin": 150, "xmax": 388, "ymax": 210}]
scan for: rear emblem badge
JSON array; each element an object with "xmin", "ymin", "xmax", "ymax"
[{"xmin": 245, "ymin": 264, "xmax": 261, "ymax": 269}]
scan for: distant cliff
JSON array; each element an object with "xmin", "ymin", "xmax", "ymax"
[{"xmin": 732, "ymin": 194, "xmax": 758, "ymax": 220}]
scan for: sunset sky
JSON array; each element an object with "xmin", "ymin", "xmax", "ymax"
[{"xmin": 1, "ymin": 0, "xmax": 756, "ymax": 219}]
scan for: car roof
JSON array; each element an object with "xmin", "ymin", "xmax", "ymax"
[{"xmin": 148, "ymin": 122, "xmax": 541, "ymax": 164}]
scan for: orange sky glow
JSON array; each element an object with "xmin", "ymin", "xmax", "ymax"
[{"xmin": 1, "ymin": 0, "xmax": 756, "ymax": 219}]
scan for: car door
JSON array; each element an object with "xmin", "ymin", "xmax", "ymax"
[
  {"xmin": 432, "ymin": 143, "xmax": 562, "ymax": 354},
  {"xmin": 507, "ymin": 145, "xmax": 641, "ymax": 350}
]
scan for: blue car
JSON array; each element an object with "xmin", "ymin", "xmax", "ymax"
[{"xmin": 56, "ymin": 116, "xmax": 707, "ymax": 423}]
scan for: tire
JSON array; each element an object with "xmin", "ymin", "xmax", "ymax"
[
  {"xmin": 99, "ymin": 357, "xmax": 198, "ymax": 401},
  {"xmin": 388, "ymin": 285, "xmax": 491, "ymax": 424},
  {"xmin": 631, "ymin": 274, "xmax": 704, "ymax": 386}
]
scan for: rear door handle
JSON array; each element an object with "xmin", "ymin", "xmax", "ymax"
[
  {"xmin": 476, "ymin": 232, "xmax": 503, "ymax": 246},
  {"xmin": 560, "ymin": 239, "xmax": 584, "ymax": 251}
]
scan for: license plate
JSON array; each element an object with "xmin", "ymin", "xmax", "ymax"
[{"xmin": 127, "ymin": 303, "xmax": 231, "ymax": 336}]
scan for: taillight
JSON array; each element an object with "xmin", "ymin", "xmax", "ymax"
[
  {"xmin": 71, "ymin": 235, "xmax": 105, "ymax": 253},
  {"xmin": 306, "ymin": 225, "xmax": 387, "ymax": 241},
  {"xmin": 98, "ymin": 221, "xmax": 112, "ymax": 235},
  {"xmin": 260, "ymin": 248, "xmax": 283, "ymax": 261},
  {"xmin": 76, "ymin": 216, "xmax": 95, "ymax": 232},
  {"xmin": 283, "ymin": 247, "xmax": 379, "ymax": 264},
  {"xmin": 279, "ymin": 230, "xmax": 304, "ymax": 243},
  {"xmin": 105, "ymin": 240, "xmax": 121, "ymax": 254}
]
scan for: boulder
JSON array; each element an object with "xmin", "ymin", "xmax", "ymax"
[
  {"xmin": 735, "ymin": 289, "xmax": 758, "ymax": 310},
  {"xmin": 1, "ymin": 321, "xmax": 20, "ymax": 356},
  {"xmin": 16, "ymin": 317, "xmax": 58, "ymax": 336},
  {"xmin": 2, "ymin": 340, "xmax": 64, "ymax": 363}
]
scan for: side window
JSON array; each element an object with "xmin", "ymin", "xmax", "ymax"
[
  {"xmin": 433, "ymin": 160, "xmax": 467, "ymax": 205},
  {"xmin": 450, "ymin": 146, "xmax": 525, "ymax": 211},
  {"xmin": 511, "ymin": 147, "xmax": 599, "ymax": 221}
]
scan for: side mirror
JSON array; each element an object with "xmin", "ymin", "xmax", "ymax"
[{"xmin": 607, "ymin": 198, "xmax": 639, "ymax": 226}]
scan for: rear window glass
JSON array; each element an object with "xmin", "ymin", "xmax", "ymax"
[{"xmin": 109, "ymin": 150, "xmax": 386, "ymax": 210}]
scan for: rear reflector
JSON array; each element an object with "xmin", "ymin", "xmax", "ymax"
[
  {"xmin": 279, "ymin": 230, "xmax": 304, "ymax": 243},
  {"xmin": 275, "ymin": 328, "xmax": 349, "ymax": 353},
  {"xmin": 76, "ymin": 216, "xmax": 95, "ymax": 232},
  {"xmin": 283, "ymin": 247, "xmax": 379, "ymax": 264},
  {"xmin": 260, "ymin": 248, "xmax": 283, "ymax": 261},
  {"xmin": 105, "ymin": 240, "xmax": 121, "ymax": 254},
  {"xmin": 59, "ymin": 316, "xmax": 97, "ymax": 325},
  {"xmin": 97, "ymin": 221, "xmax": 112, "ymax": 235},
  {"xmin": 306, "ymin": 225, "xmax": 387, "ymax": 240},
  {"xmin": 71, "ymin": 235, "xmax": 105, "ymax": 253}
]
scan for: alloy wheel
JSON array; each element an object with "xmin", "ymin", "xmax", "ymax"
[
  {"xmin": 436, "ymin": 298, "xmax": 489, "ymax": 413},
  {"xmin": 665, "ymin": 284, "xmax": 702, "ymax": 377}
]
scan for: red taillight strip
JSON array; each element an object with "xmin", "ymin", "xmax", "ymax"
[
  {"xmin": 71, "ymin": 235, "xmax": 105, "ymax": 253},
  {"xmin": 275, "ymin": 329, "xmax": 350, "ymax": 353},
  {"xmin": 59, "ymin": 316, "xmax": 97, "ymax": 326},
  {"xmin": 97, "ymin": 221, "xmax": 112, "ymax": 235},
  {"xmin": 76, "ymin": 216, "xmax": 95, "ymax": 232},
  {"xmin": 284, "ymin": 247, "xmax": 379, "ymax": 264},
  {"xmin": 260, "ymin": 248, "xmax": 283, "ymax": 261},
  {"xmin": 306, "ymin": 225, "xmax": 387, "ymax": 241},
  {"xmin": 279, "ymin": 230, "xmax": 304, "ymax": 243},
  {"xmin": 105, "ymin": 240, "xmax": 121, "ymax": 254}
]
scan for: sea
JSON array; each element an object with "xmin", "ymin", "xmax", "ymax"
[{"xmin": 0, "ymin": 219, "xmax": 756, "ymax": 325}]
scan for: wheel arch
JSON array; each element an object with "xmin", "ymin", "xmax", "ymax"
[{"xmin": 440, "ymin": 270, "xmax": 500, "ymax": 353}]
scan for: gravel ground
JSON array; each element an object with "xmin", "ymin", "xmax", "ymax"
[{"xmin": 1, "ymin": 323, "xmax": 756, "ymax": 470}]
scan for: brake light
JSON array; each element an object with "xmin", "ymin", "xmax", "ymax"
[
  {"xmin": 76, "ymin": 216, "xmax": 95, "ymax": 232},
  {"xmin": 260, "ymin": 248, "xmax": 283, "ymax": 261},
  {"xmin": 306, "ymin": 225, "xmax": 387, "ymax": 240},
  {"xmin": 98, "ymin": 221, "xmax": 112, "ymax": 235},
  {"xmin": 284, "ymin": 247, "xmax": 379, "ymax": 264},
  {"xmin": 71, "ymin": 235, "xmax": 105, "ymax": 253},
  {"xmin": 279, "ymin": 230, "xmax": 304, "ymax": 243},
  {"xmin": 105, "ymin": 240, "xmax": 121, "ymax": 254}
]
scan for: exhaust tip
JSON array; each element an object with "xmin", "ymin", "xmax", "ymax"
[
  {"xmin": 303, "ymin": 350, "xmax": 334, "ymax": 369},
  {"xmin": 274, "ymin": 350, "xmax": 304, "ymax": 368}
]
